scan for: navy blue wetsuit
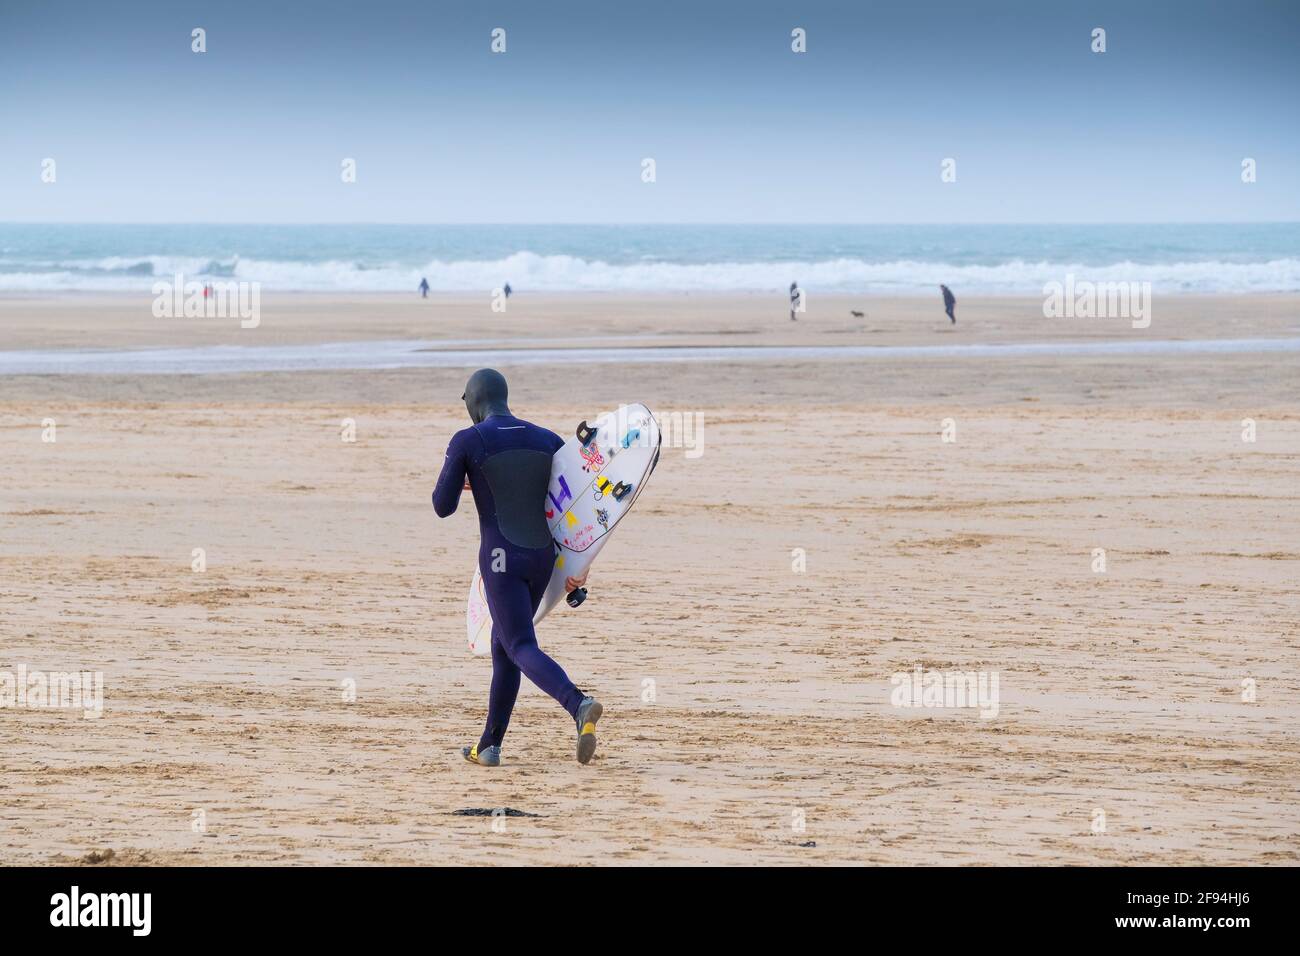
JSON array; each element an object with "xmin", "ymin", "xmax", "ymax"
[{"xmin": 433, "ymin": 413, "xmax": 585, "ymax": 750}]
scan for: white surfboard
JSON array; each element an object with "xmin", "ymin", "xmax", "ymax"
[{"xmin": 465, "ymin": 403, "xmax": 661, "ymax": 655}]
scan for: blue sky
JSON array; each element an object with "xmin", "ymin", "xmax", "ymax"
[{"xmin": 1, "ymin": 0, "xmax": 1296, "ymax": 223}]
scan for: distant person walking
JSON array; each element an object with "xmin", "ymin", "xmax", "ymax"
[
  {"xmin": 419, "ymin": 277, "xmax": 430, "ymax": 299},
  {"xmin": 503, "ymin": 282, "xmax": 512, "ymax": 299},
  {"xmin": 940, "ymin": 284, "xmax": 956, "ymax": 324},
  {"xmin": 789, "ymin": 281, "xmax": 802, "ymax": 321}
]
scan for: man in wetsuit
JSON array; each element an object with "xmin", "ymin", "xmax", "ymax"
[
  {"xmin": 940, "ymin": 284, "xmax": 956, "ymax": 324},
  {"xmin": 432, "ymin": 368, "xmax": 602, "ymax": 767}
]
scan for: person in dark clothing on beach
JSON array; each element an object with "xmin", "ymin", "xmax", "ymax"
[
  {"xmin": 940, "ymin": 284, "xmax": 956, "ymax": 324},
  {"xmin": 418, "ymin": 277, "xmax": 430, "ymax": 299},
  {"xmin": 432, "ymin": 369, "xmax": 602, "ymax": 768}
]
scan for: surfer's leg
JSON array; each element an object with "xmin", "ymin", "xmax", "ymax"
[
  {"xmin": 478, "ymin": 630, "xmax": 521, "ymax": 750},
  {"xmin": 519, "ymin": 555, "xmax": 601, "ymax": 762},
  {"xmin": 503, "ymin": 622, "xmax": 585, "ymax": 720},
  {"xmin": 487, "ymin": 562, "xmax": 585, "ymax": 719}
]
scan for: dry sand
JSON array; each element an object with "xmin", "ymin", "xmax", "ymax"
[{"xmin": 1, "ymin": 294, "xmax": 1297, "ymax": 865}]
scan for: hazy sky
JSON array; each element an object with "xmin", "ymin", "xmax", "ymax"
[{"xmin": 1, "ymin": 0, "xmax": 1296, "ymax": 223}]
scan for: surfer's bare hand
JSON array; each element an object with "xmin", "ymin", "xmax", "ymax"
[{"xmin": 565, "ymin": 569, "xmax": 589, "ymax": 591}]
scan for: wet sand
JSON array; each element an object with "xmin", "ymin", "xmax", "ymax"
[{"xmin": 2, "ymin": 292, "xmax": 1300, "ymax": 353}]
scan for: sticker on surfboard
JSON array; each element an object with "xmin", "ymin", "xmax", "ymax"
[{"xmin": 465, "ymin": 403, "xmax": 661, "ymax": 656}]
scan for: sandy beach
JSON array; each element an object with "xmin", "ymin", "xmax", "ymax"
[{"xmin": 2, "ymin": 293, "xmax": 1298, "ymax": 865}]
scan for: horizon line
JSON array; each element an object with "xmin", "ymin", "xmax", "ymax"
[{"xmin": 3, "ymin": 220, "xmax": 1299, "ymax": 228}]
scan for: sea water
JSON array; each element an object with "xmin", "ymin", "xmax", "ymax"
[{"xmin": 0, "ymin": 223, "xmax": 1296, "ymax": 294}]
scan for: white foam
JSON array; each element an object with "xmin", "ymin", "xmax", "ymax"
[{"xmin": 1, "ymin": 251, "xmax": 1297, "ymax": 293}]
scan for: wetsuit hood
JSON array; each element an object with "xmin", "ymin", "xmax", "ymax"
[{"xmin": 462, "ymin": 368, "xmax": 511, "ymax": 424}]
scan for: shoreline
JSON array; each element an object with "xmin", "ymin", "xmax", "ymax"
[
  {"xmin": 3, "ymin": 293, "xmax": 1299, "ymax": 353},
  {"xmin": 2, "ymin": 292, "xmax": 1297, "ymax": 406},
  {"xmin": 4, "ymin": 335, "xmax": 1300, "ymax": 377}
]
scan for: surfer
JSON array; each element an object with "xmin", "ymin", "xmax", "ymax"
[
  {"xmin": 789, "ymin": 281, "xmax": 801, "ymax": 321},
  {"xmin": 940, "ymin": 284, "xmax": 956, "ymax": 324},
  {"xmin": 433, "ymin": 368, "xmax": 603, "ymax": 767},
  {"xmin": 419, "ymin": 277, "xmax": 430, "ymax": 298},
  {"xmin": 503, "ymin": 282, "xmax": 512, "ymax": 299}
]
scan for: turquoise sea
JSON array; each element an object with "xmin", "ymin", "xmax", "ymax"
[{"xmin": 0, "ymin": 223, "xmax": 1296, "ymax": 294}]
